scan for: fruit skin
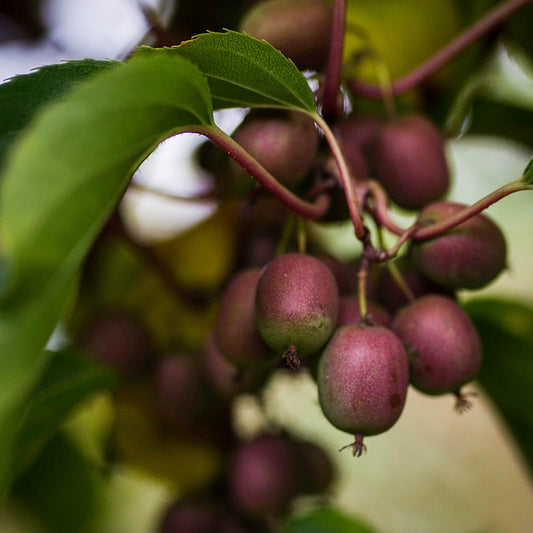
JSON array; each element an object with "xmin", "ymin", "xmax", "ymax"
[
  {"xmin": 214, "ymin": 268, "xmax": 275, "ymax": 369},
  {"xmin": 255, "ymin": 253, "xmax": 339, "ymax": 357},
  {"xmin": 240, "ymin": 0, "xmax": 333, "ymax": 71},
  {"xmin": 230, "ymin": 109, "xmax": 319, "ymax": 190},
  {"xmin": 202, "ymin": 333, "xmax": 266, "ymax": 399},
  {"xmin": 318, "ymin": 324, "xmax": 409, "ymax": 436},
  {"xmin": 372, "ymin": 114, "xmax": 450, "ymax": 210},
  {"xmin": 392, "ymin": 294, "xmax": 482, "ymax": 395},
  {"xmin": 294, "ymin": 440, "xmax": 335, "ymax": 494},
  {"xmin": 410, "ymin": 201, "xmax": 507, "ymax": 290},
  {"xmin": 228, "ymin": 434, "xmax": 299, "ymax": 516}
]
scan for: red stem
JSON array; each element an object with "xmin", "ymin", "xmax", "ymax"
[
  {"xmin": 366, "ymin": 180, "xmax": 405, "ymax": 236},
  {"xmin": 348, "ymin": 0, "xmax": 533, "ymax": 99},
  {"xmin": 411, "ymin": 180, "xmax": 529, "ymax": 241},
  {"xmin": 193, "ymin": 125, "xmax": 330, "ymax": 220},
  {"xmin": 321, "ymin": 0, "xmax": 347, "ymax": 120}
]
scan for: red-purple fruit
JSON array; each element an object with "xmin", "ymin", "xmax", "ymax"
[
  {"xmin": 255, "ymin": 253, "xmax": 339, "ymax": 367},
  {"xmin": 240, "ymin": 0, "xmax": 333, "ymax": 71},
  {"xmin": 372, "ymin": 114, "xmax": 450, "ymax": 210},
  {"xmin": 410, "ymin": 201, "xmax": 507, "ymax": 290},
  {"xmin": 228, "ymin": 434, "xmax": 299, "ymax": 516},
  {"xmin": 392, "ymin": 294, "xmax": 482, "ymax": 412},
  {"xmin": 317, "ymin": 325, "xmax": 409, "ymax": 456},
  {"xmin": 230, "ymin": 109, "xmax": 319, "ymax": 190},
  {"xmin": 214, "ymin": 268, "xmax": 276, "ymax": 369},
  {"xmin": 294, "ymin": 440, "xmax": 335, "ymax": 494},
  {"xmin": 159, "ymin": 500, "xmax": 218, "ymax": 533},
  {"xmin": 154, "ymin": 354, "xmax": 206, "ymax": 428},
  {"xmin": 159, "ymin": 500, "xmax": 248, "ymax": 533},
  {"xmin": 337, "ymin": 295, "xmax": 391, "ymax": 328},
  {"xmin": 79, "ymin": 310, "xmax": 152, "ymax": 376},
  {"xmin": 202, "ymin": 333, "xmax": 266, "ymax": 399}
]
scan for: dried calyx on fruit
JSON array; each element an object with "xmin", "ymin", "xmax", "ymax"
[{"xmin": 317, "ymin": 324, "xmax": 410, "ymax": 456}]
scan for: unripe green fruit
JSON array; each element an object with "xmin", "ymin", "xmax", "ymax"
[
  {"xmin": 372, "ymin": 114, "xmax": 450, "ymax": 210},
  {"xmin": 318, "ymin": 325, "xmax": 409, "ymax": 441},
  {"xmin": 240, "ymin": 0, "xmax": 333, "ymax": 71},
  {"xmin": 410, "ymin": 201, "xmax": 507, "ymax": 290},
  {"xmin": 255, "ymin": 253, "xmax": 339, "ymax": 362},
  {"xmin": 231, "ymin": 109, "xmax": 319, "ymax": 190},
  {"xmin": 392, "ymin": 295, "xmax": 482, "ymax": 396},
  {"xmin": 214, "ymin": 268, "xmax": 276, "ymax": 369}
]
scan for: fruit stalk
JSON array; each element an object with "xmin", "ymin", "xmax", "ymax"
[
  {"xmin": 194, "ymin": 125, "xmax": 330, "ymax": 219},
  {"xmin": 314, "ymin": 115, "xmax": 366, "ymax": 238},
  {"xmin": 348, "ymin": 0, "xmax": 533, "ymax": 98},
  {"xmin": 321, "ymin": 0, "xmax": 346, "ymax": 120},
  {"xmin": 411, "ymin": 179, "xmax": 531, "ymax": 241}
]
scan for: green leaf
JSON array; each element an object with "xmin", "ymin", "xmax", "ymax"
[
  {"xmin": 16, "ymin": 348, "xmax": 116, "ymax": 474},
  {"xmin": 0, "ymin": 52, "xmax": 213, "ymax": 497},
  {"xmin": 0, "ymin": 59, "xmax": 117, "ymax": 172},
  {"xmin": 283, "ymin": 508, "xmax": 378, "ymax": 533},
  {"xmin": 464, "ymin": 98, "xmax": 533, "ymax": 149},
  {"xmin": 136, "ymin": 31, "xmax": 317, "ymax": 113},
  {"xmin": 521, "ymin": 156, "xmax": 533, "ymax": 185},
  {"xmin": 13, "ymin": 432, "xmax": 100, "ymax": 533},
  {"xmin": 465, "ymin": 299, "xmax": 533, "ymax": 476}
]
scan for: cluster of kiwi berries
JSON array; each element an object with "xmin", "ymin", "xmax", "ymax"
[
  {"xmin": 78, "ymin": 308, "xmax": 334, "ymax": 532},
  {"xmin": 76, "ymin": 0, "xmax": 511, "ymax": 529},
  {"xmin": 204, "ymin": 0, "xmax": 508, "ymax": 457}
]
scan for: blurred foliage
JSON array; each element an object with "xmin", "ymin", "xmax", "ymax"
[{"xmin": 466, "ymin": 299, "xmax": 533, "ymax": 475}]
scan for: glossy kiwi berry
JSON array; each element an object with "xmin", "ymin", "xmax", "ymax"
[
  {"xmin": 317, "ymin": 324, "xmax": 409, "ymax": 456},
  {"xmin": 392, "ymin": 294, "xmax": 482, "ymax": 411},
  {"xmin": 240, "ymin": 0, "xmax": 333, "ymax": 71},
  {"xmin": 228, "ymin": 434, "xmax": 299, "ymax": 516},
  {"xmin": 410, "ymin": 201, "xmax": 507, "ymax": 290},
  {"xmin": 255, "ymin": 253, "xmax": 339, "ymax": 367},
  {"xmin": 377, "ymin": 256, "xmax": 454, "ymax": 313},
  {"xmin": 230, "ymin": 109, "xmax": 319, "ymax": 191},
  {"xmin": 371, "ymin": 114, "xmax": 450, "ymax": 210},
  {"xmin": 214, "ymin": 268, "xmax": 277, "ymax": 369},
  {"xmin": 79, "ymin": 310, "xmax": 152, "ymax": 377},
  {"xmin": 337, "ymin": 295, "xmax": 391, "ymax": 328}
]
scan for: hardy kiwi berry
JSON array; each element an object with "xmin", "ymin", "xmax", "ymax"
[
  {"xmin": 372, "ymin": 114, "xmax": 450, "ymax": 210},
  {"xmin": 79, "ymin": 310, "xmax": 152, "ymax": 377},
  {"xmin": 230, "ymin": 109, "xmax": 319, "ymax": 191},
  {"xmin": 214, "ymin": 268, "xmax": 276, "ymax": 369},
  {"xmin": 392, "ymin": 294, "xmax": 482, "ymax": 411},
  {"xmin": 255, "ymin": 253, "xmax": 339, "ymax": 368},
  {"xmin": 240, "ymin": 0, "xmax": 333, "ymax": 71},
  {"xmin": 318, "ymin": 324, "xmax": 409, "ymax": 455},
  {"xmin": 228, "ymin": 434, "xmax": 298, "ymax": 516},
  {"xmin": 410, "ymin": 201, "xmax": 507, "ymax": 289}
]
